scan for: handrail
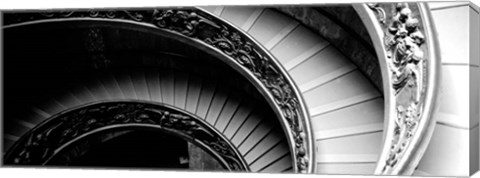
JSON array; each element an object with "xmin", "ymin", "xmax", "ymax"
[
  {"xmin": 353, "ymin": 3, "xmax": 440, "ymax": 175},
  {"xmin": 3, "ymin": 8, "xmax": 315, "ymax": 173},
  {"xmin": 4, "ymin": 101, "xmax": 249, "ymax": 171}
]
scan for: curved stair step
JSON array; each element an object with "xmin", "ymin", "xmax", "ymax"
[
  {"xmin": 130, "ymin": 70, "xmax": 151, "ymax": 101},
  {"xmin": 270, "ymin": 25, "xmax": 327, "ymax": 65},
  {"xmin": 116, "ymin": 72, "xmax": 139, "ymax": 100},
  {"xmin": 222, "ymin": 100, "xmax": 255, "ymax": 138},
  {"xmin": 315, "ymin": 132, "xmax": 382, "ymax": 162},
  {"xmin": 289, "ymin": 46, "xmax": 353, "ymax": 86},
  {"xmin": 237, "ymin": 119, "xmax": 275, "ymax": 155},
  {"xmin": 247, "ymin": 9, "xmax": 296, "ymax": 45},
  {"xmin": 244, "ymin": 129, "xmax": 285, "ymax": 163},
  {"xmin": 211, "ymin": 6, "xmax": 386, "ymax": 174},
  {"xmin": 159, "ymin": 70, "xmax": 175, "ymax": 105},
  {"xmin": 247, "ymin": 136, "xmax": 289, "ymax": 171},
  {"xmin": 102, "ymin": 72, "xmax": 127, "ymax": 100},
  {"xmin": 316, "ymin": 163, "xmax": 377, "ymax": 175},
  {"xmin": 259, "ymin": 153, "xmax": 292, "ymax": 172},
  {"xmin": 312, "ymin": 98, "xmax": 384, "ymax": 132},
  {"xmin": 303, "ymin": 70, "xmax": 380, "ymax": 114},
  {"xmin": 214, "ymin": 92, "xmax": 243, "ymax": 131},
  {"xmin": 230, "ymin": 112, "xmax": 264, "ymax": 146},
  {"xmin": 195, "ymin": 78, "xmax": 218, "ymax": 119},
  {"xmin": 173, "ymin": 71, "xmax": 189, "ymax": 109},
  {"xmin": 219, "ymin": 7, "xmax": 264, "ymax": 31},
  {"xmin": 205, "ymin": 86, "xmax": 230, "ymax": 124},
  {"xmin": 185, "ymin": 74, "xmax": 203, "ymax": 114},
  {"xmin": 5, "ymin": 69, "xmax": 291, "ymax": 173}
]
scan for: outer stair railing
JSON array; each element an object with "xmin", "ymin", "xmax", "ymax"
[{"xmin": 353, "ymin": 3, "xmax": 441, "ymax": 175}]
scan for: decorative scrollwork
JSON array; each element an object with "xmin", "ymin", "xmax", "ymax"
[
  {"xmin": 151, "ymin": 10, "xmax": 203, "ymax": 37},
  {"xmin": 3, "ymin": 8, "xmax": 313, "ymax": 173},
  {"xmin": 367, "ymin": 3, "xmax": 386, "ymax": 24},
  {"xmin": 368, "ymin": 3, "xmax": 431, "ymax": 174},
  {"xmin": 4, "ymin": 102, "xmax": 248, "ymax": 171}
]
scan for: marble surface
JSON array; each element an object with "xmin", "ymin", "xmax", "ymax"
[{"xmin": 276, "ymin": 7, "xmax": 383, "ymax": 93}]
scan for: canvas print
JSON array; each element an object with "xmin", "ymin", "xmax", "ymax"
[{"xmin": 1, "ymin": 1, "xmax": 479, "ymax": 177}]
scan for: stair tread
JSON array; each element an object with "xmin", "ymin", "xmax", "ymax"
[
  {"xmin": 238, "ymin": 119, "xmax": 274, "ymax": 154},
  {"xmin": 173, "ymin": 71, "xmax": 189, "ymax": 109},
  {"xmin": 223, "ymin": 101, "xmax": 255, "ymax": 138},
  {"xmin": 160, "ymin": 70, "xmax": 175, "ymax": 105},
  {"xmin": 316, "ymin": 131, "xmax": 382, "ymax": 155},
  {"xmin": 231, "ymin": 112, "xmax": 264, "ymax": 146},
  {"xmin": 271, "ymin": 26, "xmax": 328, "ymax": 65},
  {"xmin": 290, "ymin": 46, "xmax": 352, "ymax": 86},
  {"xmin": 115, "ymin": 72, "xmax": 138, "ymax": 100},
  {"xmin": 205, "ymin": 87, "xmax": 230, "ymax": 124},
  {"xmin": 303, "ymin": 70, "xmax": 379, "ymax": 110},
  {"xmin": 102, "ymin": 72, "xmax": 126, "ymax": 100},
  {"xmin": 248, "ymin": 9, "xmax": 295, "ymax": 45},
  {"xmin": 244, "ymin": 130, "xmax": 284, "ymax": 163},
  {"xmin": 220, "ymin": 7, "xmax": 262, "ymax": 29},
  {"xmin": 260, "ymin": 153, "xmax": 292, "ymax": 173},
  {"xmin": 312, "ymin": 98, "xmax": 384, "ymax": 132},
  {"xmin": 316, "ymin": 162, "xmax": 376, "ymax": 175},
  {"xmin": 185, "ymin": 75, "xmax": 203, "ymax": 114},
  {"xmin": 195, "ymin": 79, "xmax": 217, "ymax": 119},
  {"xmin": 131, "ymin": 71, "xmax": 151, "ymax": 101},
  {"xmin": 214, "ymin": 92, "xmax": 243, "ymax": 131},
  {"xmin": 249, "ymin": 141, "xmax": 290, "ymax": 171}
]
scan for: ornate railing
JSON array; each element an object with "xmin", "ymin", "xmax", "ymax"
[
  {"xmin": 3, "ymin": 8, "xmax": 314, "ymax": 173},
  {"xmin": 353, "ymin": 3, "xmax": 440, "ymax": 175},
  {"xmin": 4, "ymin": 101, "xmax": 249, "ymax": 171}
]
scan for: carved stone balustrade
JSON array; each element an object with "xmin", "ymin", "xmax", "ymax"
[{"xmin": 353, "ymin": 3, "xmax": 440, "ymax": 175}]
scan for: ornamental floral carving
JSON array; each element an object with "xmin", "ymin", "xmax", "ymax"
[
  {"xmin": 3, "ymin": 8, "xmax": 313, "ymax": 173},
  {"xmin": 368, "ymin": 3, "xmax": 429, "ymax": 174},
  {"xmin": 4, "ymin": 102, "xmax": 248, "ymax": 171}
]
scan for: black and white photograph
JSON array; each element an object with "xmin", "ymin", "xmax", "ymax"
[{"xmin": 1, "ymin": 1, "xmax": 479, "ymax": 177}]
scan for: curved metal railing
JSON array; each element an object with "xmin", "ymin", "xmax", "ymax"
[
  {"xmin": 4, "ymin": 101, "xmax": 249, "ymax": 171},
  {"xmin": 3, "ymin": 7, "xmax": 315, "ymax": 173},
  {"xmin": 353, "ymin": 3, "xmax": 440, "ymax": 175}
]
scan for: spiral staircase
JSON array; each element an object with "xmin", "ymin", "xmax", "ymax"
[
  {"xmin": 4, "ymin": 69, "xmax": 293, "ymax": 172},
  {"xmin": 2, "ymin": 2, "xmax": 478, "ymax": 177},
  {"xmin": 202, "ymin": 3, "xmax": 478, "ymax": 176},
  {"xmin": 200, "ymin": 6, "xmax": 384, "ymax": 174}
]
